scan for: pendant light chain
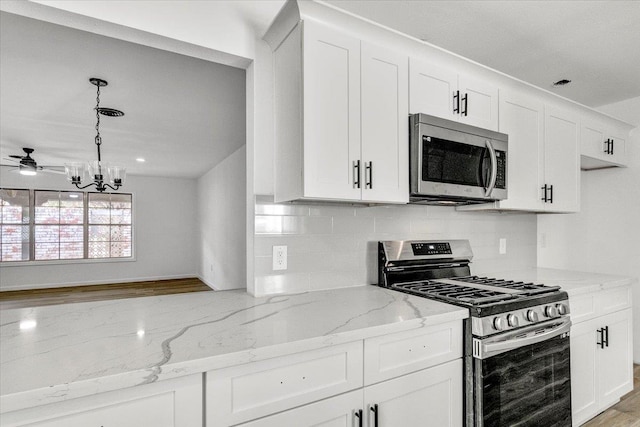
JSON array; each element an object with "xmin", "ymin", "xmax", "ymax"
[{"xmin": 95, "ymin": 84, "xmax": 102, "ymax": 161}]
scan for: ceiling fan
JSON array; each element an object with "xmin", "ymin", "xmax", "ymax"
[{"xmin": 2, "ymin": 147, "xmax": 65, "ymax": 175}]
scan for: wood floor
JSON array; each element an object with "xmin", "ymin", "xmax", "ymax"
[
  {"xmin": 583, "ymin": 364, "xmax": 640, "ymax": 427},
  {"xmin": 0, "ymin": 278, "xmax": 212, "ymax": 310}
]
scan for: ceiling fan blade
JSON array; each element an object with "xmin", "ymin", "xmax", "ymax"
[
  {"xmin": 9, "ymin": 155, "xmax": 23, "ymax": 159},
  {"xmin": 40, "ymin": 167, "xmax": 66, "ymax": 175}
]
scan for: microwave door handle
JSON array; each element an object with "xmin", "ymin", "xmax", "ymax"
[{"xmin": 484, "ymin": 140, "xmax": 498, "ymax": 197}]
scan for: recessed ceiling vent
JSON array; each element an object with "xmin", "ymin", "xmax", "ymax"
[{"xmin": 553, "ymin": 79, "xmax": 572, "ymax": 86}]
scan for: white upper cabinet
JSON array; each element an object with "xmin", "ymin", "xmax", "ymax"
[
  {"xmin": 303, "ymin": 21, "xmax": 362, "ymax": 202},
  {"xmin": 409, "ymin": 58, "xmax": 499, "ymax": 131},
  {"xmin": 360, "ymin": 42, "xmax": 409, "ymax": 203},
  {"xmin": 492, "ymin": 89, "xmax": 545, "ymax": 211},
  {"xmin": 581, "ymin": 116, "xmax": 628, "ymax": 169},
  {"xmin": 544, "ymin": 105, "xmax": 580, "ymax": 213},
  {"xmin": 459, "ymin": 90, "xmax": 580, "ymax": 213},
  {"xmin": 271, "ymin": 20, "xmax": 408, "ymax": 204}
]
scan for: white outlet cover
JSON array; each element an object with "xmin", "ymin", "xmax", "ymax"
[
  {"xmin": 499, "ymin": 238, "xmax": 507, "ymax": 255},
  {"xmin": 272, "ymin": 245, "xmax": 287, "ymax": 270}
]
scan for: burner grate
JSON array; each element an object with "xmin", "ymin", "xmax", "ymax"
[
  {"xmin": 455, "ymin": 276, "xmax": 560, "ymax": 295},
  {"xmin": 393, "ymin": 280, "xmax": 518, "ymax": 305}
]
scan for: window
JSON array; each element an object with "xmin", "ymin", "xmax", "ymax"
[
  {"xmin": 0, "ymin": 189, "xmax": 30, "ymax": 262},
  {"xmin": 0, "ymin": 188, "xmax": 133, "ymax": 263},
  {"xmin": 88, "ymin": 193, "xmax": 132, "ymax": 258}
]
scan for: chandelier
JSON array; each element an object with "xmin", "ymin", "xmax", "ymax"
[{"xmin": 65, "ymin": 78, "xmax": 125, "ymax": 192}]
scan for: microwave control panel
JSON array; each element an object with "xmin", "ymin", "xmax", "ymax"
[
  {"xmin": 496, "ymin": 150, "xmax": 506, "ymax": 189},
  {"xmin": 412, "ymin": 242, "xmax": 452, "ymax": 256}
]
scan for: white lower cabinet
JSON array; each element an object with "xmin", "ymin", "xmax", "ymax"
[
  {"xmin": 1, "ymin": 374, "xmax": 202, "ymax": 427},
  {"xmin": 569, "ymin": 286, "xmax": 633, "ymax": 427},
  {"xmin": 208, "ymin": 322, "xmax": 463, "ymax": 427},
  {"xmin": 363, "ymin": 359, "xmax": 462, "ymax": 427},
  {"xmin": 238, "ymin": 359, "xmax": 463, "ymax": 427}
]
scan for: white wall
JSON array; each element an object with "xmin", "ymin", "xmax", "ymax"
[
  {"xmin": 197, "ymin": 146, "xmax": 247, "ymax": 290},
  {"xmin": 253, "ymin": 196, "xmax": 537, "ymax": 296},
  {"xmin": 0, "ymin": 167, "xmax": 198, "ymax": 290},
  {"xmin": 538, "ymin": 96, "xmax": 640, "ymax": 362}
]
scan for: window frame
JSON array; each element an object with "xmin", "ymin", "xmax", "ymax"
[{"xmin": 0, "ymin": 188, "xmax": 135, "ymax": 266}]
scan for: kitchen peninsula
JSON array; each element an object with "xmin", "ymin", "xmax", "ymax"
[{"xmin": 1, "ymin": 268, "xmax": 634, "ymax": 426}]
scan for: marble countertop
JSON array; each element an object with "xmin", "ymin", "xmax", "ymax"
[
  {"xmin": 0, "ymin": 285, "xmax": 467, "ymax": 413},
  {"xmin": 2, "ymin": 268, "xmax": 635, "ymax": 414},
  {"xmin": 487, "ymin": 267, "xmax": 636, "ymax": 296}
]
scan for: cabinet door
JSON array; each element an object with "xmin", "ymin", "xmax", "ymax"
[
  {"xmin": 360, "ymin": 42, "xmax": 409, "ymax": 204},
  {"xmin": 544, "ymin": 106, "xmax": 580, "ymax": 212},
  {"xmin": 409, "ymin": 58, "xmax": 457, "ymax": 120},
  {"xmin": 238, "ymin": 390, "xmax": 362, "ymax": 427},
  {"xmin": 581, "ymin": 120, "xmax": 608, "ymax": 162},
  {"xmin": 363, "ymin": 359, "xmax": 463, "ymax": 427},
  {"xmin": 607, "ymin": 128, "xmax": 627, "ymax": 166},
  {"xmin": 598, "ymin": 309, "xmax": 634, "ymax": 409},
  {"xmin": 570, "ymin": 319, "xmax": 599, "ymax": 426},
  {"xmin": 303, "ymin": 21, "xmax": 362, "ymax": 200},
  {"xmin": 458, "ymin": 74, "xmax": 499, "ymax": 131},
  {"xmin": 497, "ymin": 90, "xmax": 545, "ymax": 211}
]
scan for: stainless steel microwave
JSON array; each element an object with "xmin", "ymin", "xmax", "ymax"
[{"xmin": 409, "ymin": 113, "xmax": 508, "ymax": 205}]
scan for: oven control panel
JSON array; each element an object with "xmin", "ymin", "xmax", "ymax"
[
  {"xmin": 411, "ymin": 242, "xmax": 452, "ymax": 256},
  {"xmin": 472, "ymin": 302, "xmax": 570, "ymax": 337}
]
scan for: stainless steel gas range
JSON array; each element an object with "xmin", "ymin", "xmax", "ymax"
[{"xmin": 378, "ymin": 240, "xmax": 572, "ymax": 427}]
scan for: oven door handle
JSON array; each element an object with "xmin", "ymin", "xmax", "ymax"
[
  {"xmin": 473, "ymin": 317, "xmax": 571, "ymax": 359},
  {"xmin": 484, "ymin": 139, "xmax": 498, "ymax": 198}
]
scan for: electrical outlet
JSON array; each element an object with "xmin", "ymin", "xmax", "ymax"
[
  {"xmin": 272, "ymin": 245, "xmax": 287, "ymax": 271},
  {"xmin": 499, "ymin": 238, "xmax": 507, "ymax": 255}
]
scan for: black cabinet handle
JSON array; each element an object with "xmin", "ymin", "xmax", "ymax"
[
  {"xmin": 453, "ymin": 90, "xmax": 460, "ymax": 114},
  {"xmin": 604, "ymin": 325, "xmax": 609, "ymax": 347},
  {"xmin": 370, "ymin": 403, "xmax": 379, "ymax": 427},
  {"xmin": 541, "ymin": 184, "xmax": 548, "ymax": 202},
  {"xmin": 355, "ymin": 409, "xmax": 363, "ymax": 427},
  {"xmin": 604, "ymin": 139, "xmax": 609, "ymax": 154},
  {"xmin": 548, "ymin": 184, "xmax": 553, "ymax": 204},
  {"xmin": 597, "ymin": 328, "xmax": 604, "ymax": 349},
  {"xmin": 461, "ymin": 93, "xmax": 468, "ymax": 116},
  {"xmin": 610, "ymin": 140, "xmax": 614, "ymax": 155},
  {"xmin": 353, "ymin": 160, "xmax": 361, "ymax": 189},
  {"xmin": 365, "ymin": 161, "xmax": 373, "ymax": 189}
]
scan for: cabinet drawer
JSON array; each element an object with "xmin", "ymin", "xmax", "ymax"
[
  {"xmin": 2, "ymin": 375, "xmax": 202, "ymax": 427},
  {"xmin": 598, "ymin": 286, "xmax": 632, "ymax": 315},
  {"xmin": 363, "ymin": 320, "xmax": 462, "ymax": 385},
  {"xmin": 569, "ymin": 293, "xmax": 598, "ymax": 324},
  {"xmin": 206, "ymin": 341, "xmax": 363, "ymax": 426}
]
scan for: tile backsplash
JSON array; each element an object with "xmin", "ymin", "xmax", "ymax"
[{"xmin": 253, "ymin": 196, "xmax": 537, "ymax": 295}]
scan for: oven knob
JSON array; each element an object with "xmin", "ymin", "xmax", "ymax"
[
  {"xmin": 526, "ymin": 310, "xmax": 539, "ymax": 322},
  {"xmin": 556, "ymin": 303, "xmax": 568, "ymax": 315},
  {"xmin": 544, "ymin": 305, "xmax": 558, "ymax": 318},
  {"xmin": 492, "ymin": 316, "xmax": 505, "ymax": 331},
  {"xmin": 507, "ymin": 314, "xmax": 519, "ymax": 327}
]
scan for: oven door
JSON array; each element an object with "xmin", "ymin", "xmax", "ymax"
[{"xmin": 473, "ymin": 318, "xmax": 572, "ymax": 427}]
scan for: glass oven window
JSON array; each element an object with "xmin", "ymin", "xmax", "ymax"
[
  {"xmin": 422, "ymin": 136, "xmax": 490, "ymax": 187},
  {"xmin": 476, "ymin": 334, "xmax": 572, "ymax": 426}
]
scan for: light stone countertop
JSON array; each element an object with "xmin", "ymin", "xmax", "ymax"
[
  {"xmin": 487, "ymin": 267, "xmax": 637, "ymax": 296},
  {"xmin": 0, "ymin": 285, "xmax": 467, "ymax": 413},
  {"xmin": 2, "ymin": 268, "xmax": 634, "ymax": 414}
]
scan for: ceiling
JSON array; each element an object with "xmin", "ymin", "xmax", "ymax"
[
  {"xmin": 326, "ymin": 0, "xmax": 640, "ymax": 108},
  {"xmin": 0, "ymin": 11, "xmax": 246, "ymax": 179},
  {"xmin": 2, "ymin": 1, "xmax": 639, "ymax": 180}
]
